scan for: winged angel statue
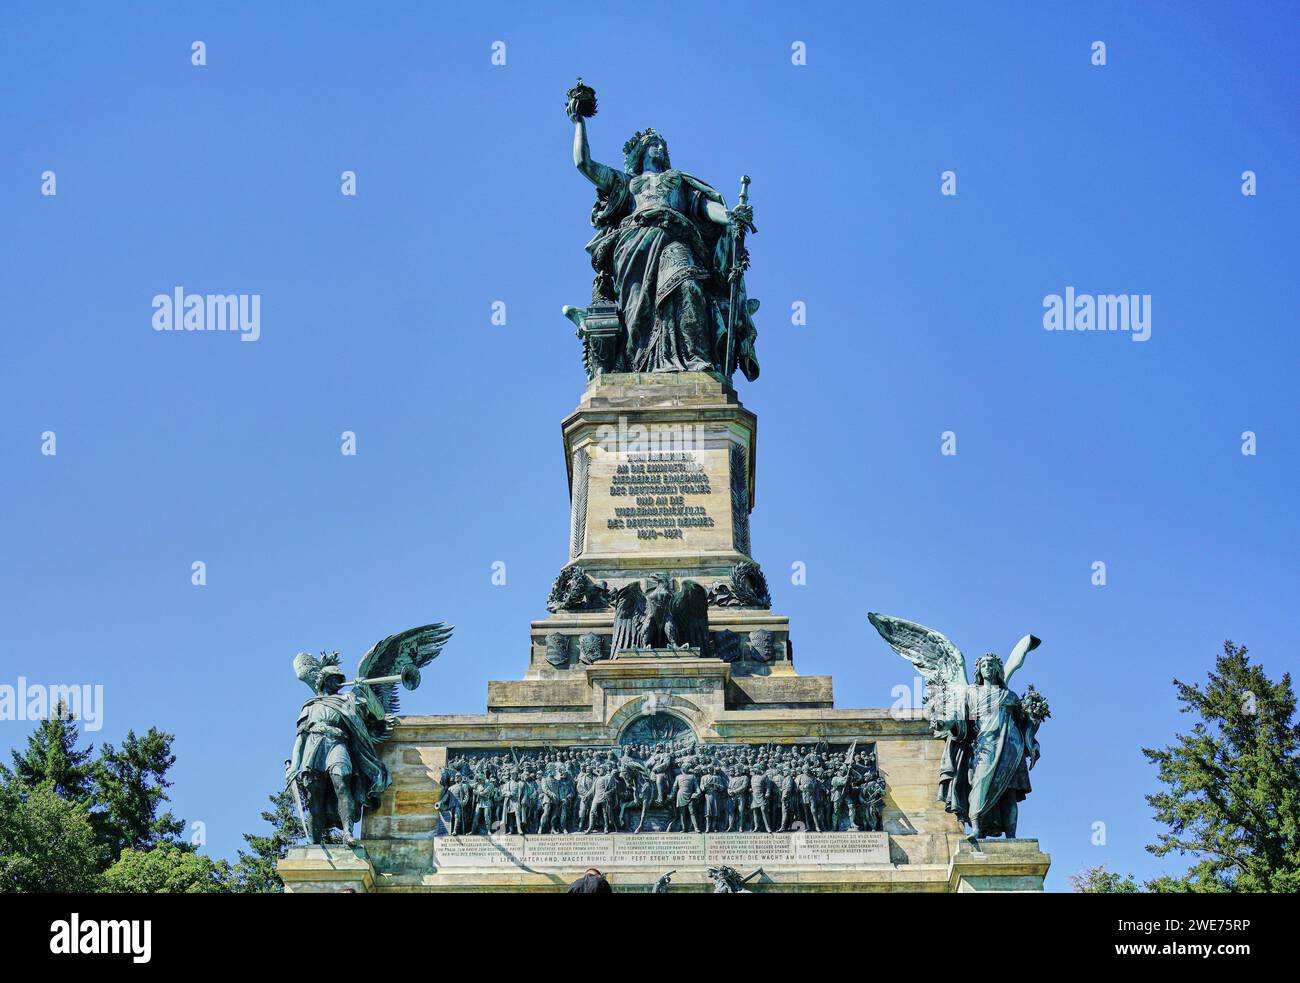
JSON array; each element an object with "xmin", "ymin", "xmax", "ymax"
[
  {"xmin": 612, "ymin": 573, "xmax": 711, "ymax": 658},
  {"xmin": 868, "ymin": 613, "xmax": 1051, "ymax": 841},
  {"xmin": 286, "ymin": 623, "xmax": 454, "ymax": 843}
]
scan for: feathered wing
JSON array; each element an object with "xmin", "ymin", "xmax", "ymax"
[
  {"xmin": 1002, "ymin": 633, "xmax": 1042, "ymax": 684},
  {"xmin": 867, "ymin": 613, "xmax": 968, "ymax": 722},
  {"xmin": 669, "ymin": 580, "xmax": 711, "ymax": 656},
  {"xmin": 611, "ymin": 582, "xmax": 645, "ymax": 657},
  {"xmin": 352, "ymin": 623, "xmax": 455, "ymax": 736}
]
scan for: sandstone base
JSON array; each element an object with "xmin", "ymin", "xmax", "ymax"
[{"xmin": 279, "ymin": 845, "xmax": 375, "ymax": 894}]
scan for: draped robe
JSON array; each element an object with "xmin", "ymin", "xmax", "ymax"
[
  {"xmin": 938, "ymin": 682, "xmax": 1034, "ymax": 835},
  {"xmin": 587, "ymin": 167, "xmax": 760, "ymax": 380}
]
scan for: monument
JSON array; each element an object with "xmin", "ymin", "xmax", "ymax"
[{"xmin": 278, "ymin": 82, "xmax": 1052, "ymax": 892}]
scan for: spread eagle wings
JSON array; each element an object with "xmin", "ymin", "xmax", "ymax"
[
  {"xmin": 353, "ymin": 623, "xmax": 455, "ymax": 737},
  {"xmin": 868, "ymin": 613, "xmax": 968, "ymax": 723},
  {"xmin": 611, "ymin": 582, "xmax": 645, "ymax": 656},
  {"xmin": 668, "ymin": 580, "xmax": 710, "ymax": 655}
]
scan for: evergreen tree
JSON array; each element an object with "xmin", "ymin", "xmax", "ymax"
[
  {"xmin": 90, "ymin": 728, "xmax": 188, "ymax": 863},
  {"xmin": 234, "ymin": 786, "xmax": 339, "ymax": 892},
  {"xmin": 1142, "ymin": 640, "xmax": 1300, "ymax": 892},
  {"xmin": 1, "ymin": 702, "xmax": 94, "ymax": 801},
  {"xmin": 1068, "ymin": 865, "xmax": 1141, "ymax": 893}
]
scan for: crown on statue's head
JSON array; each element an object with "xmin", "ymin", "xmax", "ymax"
[
  {"xmin": 622, "ymin": 127, "xmax": 658, "ymax": 156},
  {"xmin": 623, "ymin": 127, "xmax": 670, "ymax": 172}
]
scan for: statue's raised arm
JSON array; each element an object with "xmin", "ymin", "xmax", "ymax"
[{"xmin": 567, "ymin": 79, "xmax": 617, "ymax": 193}]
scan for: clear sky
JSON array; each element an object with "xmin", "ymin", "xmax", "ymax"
[{"xmin": 1, "ymin": 2, "xmax": 1296, "ymax": 891}]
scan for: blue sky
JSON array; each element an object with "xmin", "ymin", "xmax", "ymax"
[{"xmin": 1, "ymin": 2, "xmax": 1296, "ymax": 890}]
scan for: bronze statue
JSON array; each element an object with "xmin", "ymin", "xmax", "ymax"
[
  {"xmin": 286, "ymin": 623, "xmax": 454, "ymax": 844},
  {"xmin": 869, "ymin": 613, "xmax": 1051, "ymax": 841},
  {"xmin": 563, "ymin": 80, "xmax": 760, "ymax": 382}
]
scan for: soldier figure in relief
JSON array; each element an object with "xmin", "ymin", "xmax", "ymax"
[
  {"xmin": 471, "ymin": 774, "xmax": 498, "ymax": 835},
  {"xmin": 749, "ymin": 768, "xmax": 773, "ymax": 833},
  {"xmin": 583, "ymin": 765, "xmax": 619, "ymax": 834},
  {"xmin": 501, "ymin": 769, "xmax": 526, "ymax": 836},
  {"xmin": 779, "ymin": 767, "xmax": 798, "ymax": 831},
  {"xmin": 797, "ymin": 765, "xmax": 822, "ymax": 832},
  {"xmin": 537, "ymin": 768, "xmax": 563, "ymax": 834},
  {"xmin": 831, "ymin": 765, "xmax": 858, "ymax": 832},
  {"xmin": 727, "ymin": 765, "xmax": 750, "ymax": 832},
  {"xmin": 669, "ymin": 768, "xmax": 702, "ymax": 833},
  {"xmin": 699, "ymin": 766, "xmax": 726, "ymax": 833}
]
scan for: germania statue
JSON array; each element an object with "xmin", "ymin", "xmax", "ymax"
[
  {"xmin": 562, "ymin": 79, "xmax": 760, "ymax": 382},
  {"xmin": 286, "ymin": 623, "xmax": 454, "ymax": 843},
  {"xmin": 868, "ymin": 613, "xmax": 1051, "ymax": 841}
]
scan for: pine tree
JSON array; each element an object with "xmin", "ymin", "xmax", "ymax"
[
  {"xmin": 234, "ymin": 786, "xmax": 340, "ymax": 892},
  {"xmin": 233, "ymin": 788, "xmax": 302, "ymax": 892},
  {"xmin": 1142, "ymin": 640, "xmax": 1300, "ymax": 892},
  {"xmin": 1, "ymin": 702, "xmax": 94, "ymax": 801},
  {"xmin": 90, "ymin": 728, "xmax": 188, "ymax": 864},
  {"xmin": 1068, "ymin": 865, "xmax": 1140, "ymax": 893}
]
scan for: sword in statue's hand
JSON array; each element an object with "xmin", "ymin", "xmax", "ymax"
[{"xmin": 723, "ymin": 175, "xmax": 754, "ymax": 380}]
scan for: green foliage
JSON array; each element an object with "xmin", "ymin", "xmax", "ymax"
[
  {"xmin": 233, "ymin": 788, "xmax": 303, "ymax": 892},
  {"xmin": 0, "ymin": 782, "xmax": 103, "ymax": 893},
  {"xmin": 0, "ymin": 717, "xmax": 250, "ymax": 893},
  {"xmin": 90, "ymin": 728, "xmax": 188, "ymax": 864},
  {"xmin": 1068, "ymin": 865, "xmax": 1141, "ymax": 893},
  {"xmin": 102, "ymin": 843, "xmax": 232, "ymax": 894},
  {"xmin": 1142, "ymin": 640, "xmax": 1300, "ymax": 892},
  {"xmin": 0, "ymin": 703, "xmax": 94, "ymax": 801},
  {"xmin": 233, "ymin": 786, "xmax": 342, "ymax": 892}
]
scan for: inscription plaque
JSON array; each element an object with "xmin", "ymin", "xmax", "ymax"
[
  {"xmin": 612, "ymin": 833, "xmax": 707, "ymax": 866},
  {"xmin": 524, "ymin": 835, "xmax": 615, "ymax": 867},
  {"xmin": 429, "ymin": 832, "xmax": 890, "ymax": 871},
  {"xmin": 792, "ymin": 831, "xmax": 889, "ymax": 865},
  {"xmin": 581, "ymin": 445, "xmax": 736, "ymax": 557},
  {"xmin": 432, "ymin": 834, "xmax": 526, "ymax": 868},
  {"xmin": 705, "ymin": 832, "xmax": 794, "ymax": 866}
]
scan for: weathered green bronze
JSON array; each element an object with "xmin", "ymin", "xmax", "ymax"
[
  {"xmin": 562, "ymin": 80, "xmax": 760, "ymax": 382},
  {"xmin": 286, "ymin": 623, "xmax": 454, "ymax": 843},
  {"xmin": 433, "ymin": 739, "xmax": 883, "ymax": 837},
  {"xmin": 868, "ymin": 613, "xmax": 1051, "ymax": 841}
]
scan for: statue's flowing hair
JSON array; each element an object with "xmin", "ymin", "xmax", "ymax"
[{"xmin": 623, "ymin": 128, "xmax": 671, "ymax": 174}]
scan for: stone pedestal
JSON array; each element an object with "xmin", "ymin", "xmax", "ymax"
[
  {"xmin": 278, "ymin": 845, "xmax": 376, "ymax": 894},
  {"xmin": 281, "ymin": 372, "xmax": 1051, "ymax": 893},
  {"xmin": 947, "ymin": 839, "xmax": 1051, "ymax": 892},
  {"xmin": 561, "ymin": 372, "xmax": 756, "ymax": 583}
]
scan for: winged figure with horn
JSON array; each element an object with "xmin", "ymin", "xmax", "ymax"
[
  {"xmin": 868, "ymin": 613, "xmax": 1050, "ymax": 841},
  {"xmin": 286, "ymin": 623, "xmax": 454, "ymax": 843}
]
